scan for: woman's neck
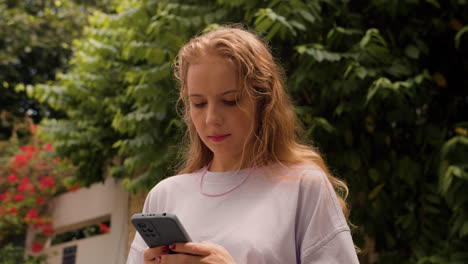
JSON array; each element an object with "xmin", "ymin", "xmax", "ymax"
[{"xmin": 210, "ymin": 157, "xmax": 244, "ymax": 172}]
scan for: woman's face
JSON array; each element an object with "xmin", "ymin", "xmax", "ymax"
[{"xmin": 187, "ymin": 55, "xmax": 254, "ymax": 171}]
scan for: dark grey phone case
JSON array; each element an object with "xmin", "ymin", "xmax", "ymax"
[{"xmin": 131, "ymin": 213, "xmax": 191, "ymax": 248}]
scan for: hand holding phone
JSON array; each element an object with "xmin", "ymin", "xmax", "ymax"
[{"xmin": 131, "ymin": 213, "xmax": 191, "ymax": 248}]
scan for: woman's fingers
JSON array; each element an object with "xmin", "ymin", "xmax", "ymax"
[
  {"xmin": 146, "ymin": 242, "xmax": 235, "ymax": 264},
  {"xmin": 168, "ymin": 242, "xmax": 212, "ymax": 256},
  {"xmin": 143, "ymin": 246, "xmax": 170, "ymax": 263},
  {"xmin": 160, "ymin": 253, "xmax": 203, "ymax": 264}
]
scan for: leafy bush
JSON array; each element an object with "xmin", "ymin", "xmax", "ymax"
[
  {"xmin": 0, "ymin": 116, "xmax": 76, "ymax": 256},
  {"xmin": 0, "ymin": 243, "xmax": 47, "ymax": 264}
]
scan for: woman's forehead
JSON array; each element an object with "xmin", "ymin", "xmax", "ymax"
[{"xmin": 186, "ymin": 56, "xmax": 239, "ymax": 93}]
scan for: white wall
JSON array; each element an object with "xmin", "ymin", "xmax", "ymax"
[{"xmin": 25, "ymin": 177, "xmax": 129, "ymax": 264}]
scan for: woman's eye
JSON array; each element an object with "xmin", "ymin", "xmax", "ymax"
[
  {"xmin": 223, "ymin": 100, "xmax": 236, "ymax": 106},
  {"xmin": 193, "ymin": 102, "xmax": 206, "ymax": 108}
]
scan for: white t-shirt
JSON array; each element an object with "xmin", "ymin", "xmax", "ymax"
[{"xmin": 126, "ymin": 164, "xmax": 359, "ymax": 263}]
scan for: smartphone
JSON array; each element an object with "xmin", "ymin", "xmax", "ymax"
[{"xmin": 131, "ymin": 213, "xmax": 191, "ymax": 248}]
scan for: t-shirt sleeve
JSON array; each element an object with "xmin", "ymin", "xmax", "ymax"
[
  {"xmin": 295, "ymin": 169, "xmax": 359, "ymax": 263},
  {"xmin": 302, "ymin": 230, "xmax": 359, "ymax": 263}
]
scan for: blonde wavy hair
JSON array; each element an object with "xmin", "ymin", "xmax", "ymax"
[{"xmin": 173, "ymin": 25, "xmax": 350, "ymax": 219}]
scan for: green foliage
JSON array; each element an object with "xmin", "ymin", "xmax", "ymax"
[
  {"xmin": 28, "ymin": 0, "xmax": 468, "ymax": 262},
  {"xmin": 0, "ymin": 0, "xmax": 114, "ymax": 140},
  {"xmin": 0, "ymin": 243, "xmax": 47, "ymax": 264}
]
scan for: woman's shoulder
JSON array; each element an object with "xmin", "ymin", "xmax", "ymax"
[
  {"xmin": 268, "ymin": 162, "xmax": 327, "ymax": 180},
  {"xmin": 257, "ymin": 162, "xmax": 329, "ymax": 192},
  {"xmin": 147, "ymin": 169, "xmax": 203, "ymax": 195},
  {"xmin": 272, "ymin": 163, "xmax": 333, "ymax": 193}
]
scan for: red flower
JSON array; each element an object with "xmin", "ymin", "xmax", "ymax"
[
  {"xmin": 36, "ymin": 197, "xmax": 45, "ymax": 205},
  {"xmin": 25, "ymin": 152, "xmax": 34, "ymax": 159},
  {"xmin": 40, "ymin": 176, "xmax": 55, "ymax": 190},
  {"xmin": 17, "ymin": 178, "xmax": 35, "ymax": 193},
  {"xmin": 36, "ymin": 162, "xmax": 46, "ymax": 168},
  {"xmin": 67, "ymin": 183, "xmax": 80, "ymax": 192},
  {"xmin": 29, "ymin": 125, "xmax": 38, "ymax": 134},
  {"xmin": 53, "ymin": 157, "xmax": 61, "ymax": 163},
  {"xmin": 25, "ymin": 208, "xmax": 38, "ymax": 219},
  {"xmin": 9, "ymin": 208, "xmax": 18, "ymax": 214},
  {"xmin": 44, "ymin": 143, "xmax": 53, "ymax": 151},
  {"xmin": 7, "ymin": 173, "xmax": 18, "ymax": 183},
  {"xmin": 20, "ymin": 145, "xmax": 36, "ymax": 152},
  {"xmin": 13, "ymin": 154, "xmax": 29, "ymax": 167},
  {"xmin": 1, "ymin": 192, "xmax": 12, "ymax": 203},
  {"xmin": 99, "ymin": 223, "xmax": 110, "ymax": 234},
  {"xmin": 24, "ymin": 208, "xmax": 39, "ymax": 224},
  {"xmin": 41, "ymin": 225, "xmax": 54, "ymax": 235},
  {"xmin": 14, "ymin": 193, "xmax": 25, "ymax": 202},
  {"xmin": 21, "ymin": 178, "xmax": 30, "ymax": 185},
  {"xmin": 32, "ymin": 242, "xmax": 44, "ymax": 253}
]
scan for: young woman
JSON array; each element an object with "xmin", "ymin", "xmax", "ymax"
[{"xmin": 126, "ymin": 25, "xmax": 359, "ymax": 264}]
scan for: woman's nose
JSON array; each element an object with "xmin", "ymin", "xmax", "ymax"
[{"xmin": 206, "ymin": 104, "xmax": 222, "ymax": 126}]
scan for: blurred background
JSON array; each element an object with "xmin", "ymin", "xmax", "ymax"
[{"xmin": 0, "ymin": 0, "xmax": 467, "ymax": 263}]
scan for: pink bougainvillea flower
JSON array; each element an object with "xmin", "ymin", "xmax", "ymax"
[
  {"xmin": 36, "ymin": 197, "xmax": 45, "ymax": 205},
  {"xmin": 25, "ymin": 208, "xmax": 38, "ymax": 219},
  {"xmin": 53, "ymin": 157, "xmax": 61, "ymax": 163},
  {"xmin": 17, "ymin": 178, "xmax": 35, "ymax": 193},
  {"xmin": 40, "ymin": 176, "xmax": 55, "ymax": 190},
  {"xmin": 20, "ymin": 145, "xmax": 36, "ymax": 153},
  {"xmin": 67, "ymin": 183, "xmax": 80, "ymax": 192},
  {"xmin": 0, "ymin": 193, "xmax": 6, "ymax": 201},
  {"xmin": 17, "ymin": 184, "xmax": 26, "ymax": 192},
  {"xmin": 29, "ymin": 124, "xmax": 38, "ymax": 134},
  {"xmin": 7, "ymin": 173, "xmax": 18, "ymax": 183},
  {"xmin": 36, "ymin": 162, "xmax": 46, "ymax": 168},
  {"xmin": 44, "ymin": 143, "xmax": 53, "ymax": 151},
  {"xmin": 13, "ymin": 154, "xmax": 29, "ymax": 167},
  {"xmin": 20, "ymin": 178, "xmax": 30, "ymax": 185},
  {"xmin": 19, "ymin": 184, "xmax": 35, "ymax": 193},
  {"xmin": 32, "ymin": 242, "xmax": 44, "ymax": 253},
  {"xmin": 14, "ymin": 193, "xmax": 25, "ymax": 202},
  {"xmin": 24, "ymin": 208, "xmax": 39, "ymax": 224},
  {"xmin": 1, "ymin": 192, "xmax": 12, "ymax": 203},
  {"xmin": 41, "ymin": 225, "xmax": 54, "ymax": 235},
  {"xmin": 99, "ymin": 223, "xmax": 110, "ymax": 234},
  {"xmin": 9, "ymin": 208, "xmax": 18, "ymax": 214}
]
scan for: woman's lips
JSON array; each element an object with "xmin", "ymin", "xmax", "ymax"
[{"xmin": 208, "ymin": 134, "xmax": 230, "ymax": 142}]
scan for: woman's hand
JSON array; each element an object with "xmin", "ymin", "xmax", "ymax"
[
  {"xmin": 143, "ymin": 246, "xmax": 171, "ymax": 264},
  {"xmin": 145, "ymin": 241, "xmax": 236, "ymax": 264}
]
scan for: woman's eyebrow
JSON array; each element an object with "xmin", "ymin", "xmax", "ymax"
[
  {"xmin": 189, "ymin": 90, "xmax": 237, "ymax": 97},
  {"xmin": 220, "ymin": 90, "xmax": 237, "ymax": 95}
]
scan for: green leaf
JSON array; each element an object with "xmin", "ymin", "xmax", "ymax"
[
  {"xmin": 369, "ymin": 184, "xmax": 385, "ymax": 200},
  {"xmin": 312, "ymin": 117, "xmax": 335, "ymax": 133},
  {"xmin": 369, "ymin": 168, "xmax": 380, "ymax": 182},
  {"xmin": 348, "ymin": 151, "xmax": 361, "ymax": 171},
  {"xmin": 298, "ymin": 9, "xmax": 315, "ymax": 24},
  {"xmin": 459, "ymin": 221, "xmax": 468, "ymax": 237},
  {"xmin": 426, "ymin": 0, "xmax": 441, "ymax": 8},
  {"xmin": 405, "ymin": 45, "xmax": 420, "ymax": 59},
  {"xmin": 455, "ymin": 26, "xmax": 468, "ymax": 49}
]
